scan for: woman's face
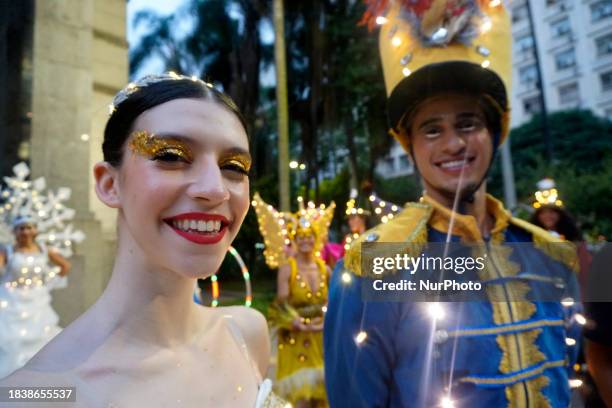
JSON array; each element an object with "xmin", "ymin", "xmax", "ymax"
[
  {"xmin": 348, "ymin": 215, "xmax": 366, "ymax": 234},
  {"xmin": 111, "ymin": 98, "xmax": 250, "ymax": 279},
  {"xmin": 537, "ymin": 208, "xmax": 560, "ymax": 230},
  {"xmin": 295, "ymin": 231, "xmax": 315, "ymax": 254},
  {"xmin": 14, "ymin": 223, "xmax": 37, "ymax": 245}
]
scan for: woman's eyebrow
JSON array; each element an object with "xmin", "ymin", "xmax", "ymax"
[
  {"xmin": 149, "ymin": 132, "xmax": 193, "ymax": 144},
  {"xmin": 220, "ymin": 147, "xmax": 251, "ymax": 160}
]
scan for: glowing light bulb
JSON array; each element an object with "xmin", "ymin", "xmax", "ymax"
[
  {"xmin": 355, "ymin": 331, "xmax": 367, "ymax": 344},
  {"xmin": 574, "ymin": 313, "xmax": 587, "ymax": 325},
  {"xmin": 391, "ymin": 36, "xmax": 402, "ymax": 47},
  {"xmin": 569, "ymin": 379, "xmax": 583, "ymax": 388},
  {"xmin": 561, "ymin": 298, "xmax": 574, "ymax": 307},
  {"xmin": 440, "ymin": 397, "xmax": 455, "ymax": 408},
  {"xmin": 428, "ymin": 303, "xmax": 445, "ymax": 320},
  {"xmin": 481, "ymin": 59, "xmax": 491, "ymax": 68},
  {"xmin": 481, "ymin": 18, "xmax": 492, "ymax": 33},
  {"xmin": 341, "ymin": 272, "xmax": 352, "ymax": 284},
  {"xmin": 565, "ymin": 338, "xmax": 576, "ymax": 346},
  {"xmin": 375, "ymin": 16, "xmax": 388, "ymax": 25}
]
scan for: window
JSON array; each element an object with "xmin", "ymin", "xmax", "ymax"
[
  {"xmin": 591, "ymin": 1, "xmax": 612, "ymax": 22},
  {"xmin": 516, "ymin": 35, "xmax": 534, "ymax": 52},
  {"xmin": 398, "ymin": 155, "xmax": 412, "ymax": 171},
  {"xmin": 384, "ymin": 157, "xmax": 396, "ymax": 172},
  {"xmin": 523, "ymin": 96, "xmax": 542, "ymax": 115},
  {"xmin": 555, "ymin": 49, "xmax": 575, "ymax": 70},
  {"xmin": 519, "ymin": 64, "xmax": 538, "ymax": 85},
  {"xmin": 596, "ymin": 33, "xmax": 612, "ymax": 56},
  {"xmin": 601, "ymin": 71, "xmax": 612, "ymax": 91},
  {"xmin": 558, "ymin": 83, "xmax": 579, "ymax": 104},
  {"xmin": 551, "ymin": 18, "xmax": 571, "ymax": 37},
  {"xmin": 512, "ymin": 5, "xmax": 528, "ymax": 23}
]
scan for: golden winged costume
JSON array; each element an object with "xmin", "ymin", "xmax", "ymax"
[{"xmin": 252, "ymin": 193, "xmax": 334, "ymax": 407}]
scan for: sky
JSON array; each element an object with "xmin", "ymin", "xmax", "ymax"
[
  {"xmin": 126, "ymin": 0, "xmax": 275, "ymax": 85},
  {"xmin": 127, "ymin": 0, "xmax": 188, "ymax": 78}
]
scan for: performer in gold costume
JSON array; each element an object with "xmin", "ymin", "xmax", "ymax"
[{"xmin": 253, "ymin": 193, "xmax": 334, "ymax": 408}]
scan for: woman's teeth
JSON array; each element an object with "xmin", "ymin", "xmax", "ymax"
[{"xmin": 172, "ymin": 219, "xmax": 222, "ymax": 233}]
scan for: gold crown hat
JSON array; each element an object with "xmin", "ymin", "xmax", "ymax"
[
  {"xmin": 252, "ymin": 192, "xmax": 335, "ymax": 269},
  {"xmin": 533, "ymin": 178, "xmax": 564, "ymax": 209},
  {"xmin": 369, "ymin": 0, "xmax": 512, "ymax": 150}
]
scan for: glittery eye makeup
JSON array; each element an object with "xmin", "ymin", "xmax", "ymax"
[
  {"xmin": 128, "ymin": 131, "xmax": 194, "ymax": 163},
  {"xmin": 219, "ymin": 152, "xmax": 252, "ymax": 175}
]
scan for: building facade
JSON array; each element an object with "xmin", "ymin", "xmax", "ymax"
[
  {"xmin": 1, "ymin": 0, "xmax": 128, "ymax": 325},
  {"xmin": 510, "ymin": 0, "xmax": 612, "ymax": 126}
]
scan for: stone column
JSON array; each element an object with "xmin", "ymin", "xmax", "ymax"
[{"xmin": 30, "ymin": 0, "xmax": 127, "ymax": 325}]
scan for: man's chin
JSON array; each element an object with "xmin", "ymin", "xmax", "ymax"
[{"xmin": 438, "ymin": 181, "xmax": 481, "ymax": 201}]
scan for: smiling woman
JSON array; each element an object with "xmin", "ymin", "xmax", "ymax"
[{"xmin": 0, "ymin": 73, "xmax": 288, "ymax": 408}]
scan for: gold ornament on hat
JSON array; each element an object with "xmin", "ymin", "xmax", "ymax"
[{"xmin": 252, "ymin": 192, "xmax": 335, "ymax": 269}]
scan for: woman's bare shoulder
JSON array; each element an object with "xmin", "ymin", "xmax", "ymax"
[{"xmin": 216, "ymin": 306, "xmax": 270, "ymax": 377}]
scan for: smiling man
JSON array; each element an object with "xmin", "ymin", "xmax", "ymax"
[{"xmin": 324, "ymin": 2, "xmax": 582, "ymax": 407}]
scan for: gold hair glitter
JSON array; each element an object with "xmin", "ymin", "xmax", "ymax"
[
  {"xmin": 219, "ymin": 153, "xmax": 252, "ymax": 173},
  {"xmin": 128, "ymin": 131, "xmax": 193, "ymax": 162}
]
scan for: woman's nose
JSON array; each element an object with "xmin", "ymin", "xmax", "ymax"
[{"xmin": 186, "ymin": 159, "xmax": 230, "ymax": 205}]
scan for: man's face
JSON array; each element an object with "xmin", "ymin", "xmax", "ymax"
[{"xmin": 408, "ymin": 93, "xmax": 493, "ymax": 201}]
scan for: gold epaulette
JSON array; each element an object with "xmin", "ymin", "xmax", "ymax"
[
  {"xmin": 509, "ymin": 217, "xmax": 579, "ymax": 273},
  {"xmin": 344, "ymin": 202, "xmax": 433, "ymax": 277}
]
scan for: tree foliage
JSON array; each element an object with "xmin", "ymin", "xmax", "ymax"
[{"xmin": 489, "ymin": 110, "xmax": 612, "ymax": 237}]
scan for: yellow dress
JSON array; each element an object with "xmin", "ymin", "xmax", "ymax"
[{"xmin": 275, "ymin": 257, "xmax": 328, "ymax": 405}]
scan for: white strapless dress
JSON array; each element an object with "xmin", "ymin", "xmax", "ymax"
[{"xmin": 0, "ymin": 245, "xmax": 64, "ymax": 379}]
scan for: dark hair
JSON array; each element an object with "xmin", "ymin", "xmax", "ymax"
[
  {"xmin": 103, "ymin": 78, "xmax": 247, "ymax": 167},
  {"xmin": 530, "ymin": 206, "xmax": 582, "ymax": 242}
]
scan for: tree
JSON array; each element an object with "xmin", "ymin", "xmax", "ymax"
[
  {"xmin": 283, "ymin": 0, "xmax": 391, "ymax": 201},
  {"xmin": 489, "ymin": 110, "xmax": 612, "ymax": 237},
  {"xmin": 130, "ymin": 0, "xmax": 270, "ymax": 176}
]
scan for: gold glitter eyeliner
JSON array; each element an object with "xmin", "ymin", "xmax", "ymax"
[
  {"xmin": 219, "ymin": 153, "xmax": 252, "ymax": 174},
  {"xmin": 128, "ymin": 131, "xmax": 193, "ymax": 162}
]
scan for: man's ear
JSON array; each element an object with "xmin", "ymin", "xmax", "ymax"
[{"xmin": 94, "ymin": 161, "xmax": 121, "ymax": 208}]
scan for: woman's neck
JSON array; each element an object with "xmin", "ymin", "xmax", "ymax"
[
  {"xmin": 295, "ymin": 251, "xmax": 314, "ymax": 264},
  {"xmin": 14, "ymin": 241, "xmax": 38, "ymax": 251},
  {"xmin": 94, "ymin": 237, "xmax": 204, "ymax": 348}
]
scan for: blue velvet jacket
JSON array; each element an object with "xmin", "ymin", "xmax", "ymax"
[{"xmin": 324, "ymin": 195, "xmax": 581, "ymax": 408}]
